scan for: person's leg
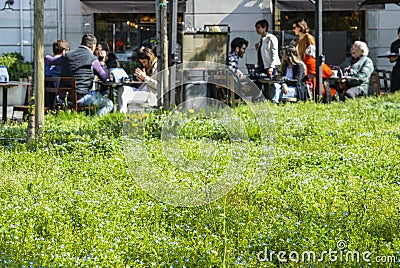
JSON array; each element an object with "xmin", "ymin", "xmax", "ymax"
[
  {"xmin": 77, "ymin": 91, "xmax": 113, "ymax": 116},
  {"xmin": 271, "ymin": 83, "xmax": 281, "ymax": 104},
  {"xmin": 117, "ymin": 86, "xmax": 136, "ymax": 113},
  {"xmin": 282, "ymin": 86, "xmax": 297, "ymax": 98},
  {"xmin": 345, "ymin": 87, "xmax": 361, "ymax": 99}
]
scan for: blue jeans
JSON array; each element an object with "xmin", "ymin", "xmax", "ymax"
[
  {"xmin": 272, "ymin": 83, "xmax": 297, "ymax": 104},
  {"xmin": 77, "ymin": 91, "xmax": 113, "ymax": 116}
]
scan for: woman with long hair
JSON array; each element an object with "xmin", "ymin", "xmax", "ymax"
[
  {"xmin": 292, "ymin": 18, "xmax": 315, "ymax": 61},
  {"xmin": 117, "ymin": 47, "xmax": 158, "ymax": 113},
  {"xmin": 271, "ymin": 45, "xmax": 306, "ymax": 103}
]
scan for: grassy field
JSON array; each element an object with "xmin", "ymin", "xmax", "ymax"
[{"xmin": 0, "ymin": 94, "xmax": 399, "ymax": 267}]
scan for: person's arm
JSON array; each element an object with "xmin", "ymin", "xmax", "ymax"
[
  {"xmin": 44, "ymin": 54, "xmax": 62, "ymax": 65},
  {"xmin": 389, "ymin": 42, "xmax": 399, "ymax": 63},
  {"xmin": 270, "ymin": 35, "xmax": 281, "ymax": 68},
  {"xmin": 227, "ymin": 53, "xmax": 238, "ymax": 74},
  {"xmin": 134, "ymin": 65, "xmax": 158, "ymax": 92},
  {"xmin": 346, "ymin": 57, "xmax": 374, "ymax": 87},
  {"xmin": 92, "ymin": 59, "xmax": 108, "ymax": 82}
]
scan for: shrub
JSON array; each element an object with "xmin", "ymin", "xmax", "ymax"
[{"xmin": 0, "ymin": 52, "xmax": 33, "ymax": 80}]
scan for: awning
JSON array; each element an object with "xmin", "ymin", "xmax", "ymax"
[
  {"xmin": 359, "ymin": 0, "xmax": 400, "ymax": 6},
  {"xmin": 275, "ymin": 0, "xmax": 384, "ymax": 11},
  {"xmin": 80, "ymin": 0, "xmax": 187, "ymax": 14}
]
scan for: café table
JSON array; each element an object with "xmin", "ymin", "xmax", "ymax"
[
  {"xmin": 377, "ymin": 53, "xmax": 399, "ymax": 58},
  {"xmin": 328, "ymin": 75, "xmax": 358, "ymax": 100},
  {"xmin": 1, "ymin": 80, "xmax": 31, "ymax": 123},
  {"xmin": 94, "ymin": 80, "xmax": 143, "ymax": 89},
  {"xmin": 257, "ymin": 77, "xmax": 296, "ymax": 100}
]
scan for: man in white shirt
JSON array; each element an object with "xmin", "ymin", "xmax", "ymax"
[{"xmin": 255, "ymin": 19, "xmax": 281, "ymax": 75}]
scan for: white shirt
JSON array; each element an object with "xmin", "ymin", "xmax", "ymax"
[{"xmin": 260, "ymin": 33, "xmax": 281, "ymax": 69}]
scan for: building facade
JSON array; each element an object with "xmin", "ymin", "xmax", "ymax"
[{"xmin": 0, "ymin": 0, "xmax": 399, "ymax": 72}]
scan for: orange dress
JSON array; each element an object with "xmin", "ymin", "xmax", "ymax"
[{"xmin": 303, "ymin": 54, "xmax": 336, "ymax": 98}]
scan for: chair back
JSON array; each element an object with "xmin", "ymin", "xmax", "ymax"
[
  {"xmin": 23, "ymin": 76, "xmax": 32, "ymax": 105},
  {"xmin": 370, "ymin": 71, "xmax": 381, "ymax": 96},
  {"xmin": 375, "ymin": 69, "xmax": 391, "ymax": 93},
  {"xmin": 45, "ymin": 76, "xmax": 61, "ymax": 109},
  {"xmin": 58, "ymin": 77, "xmax": 78, "ymax": 111}
]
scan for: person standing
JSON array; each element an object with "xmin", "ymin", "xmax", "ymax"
[
  {"xmin": 389, "ymin": 26, "xmax": 400, "ymax": 92},
  {"xmin": 255, "ymin": 19, "xmax": 280, "ymax": 75},
  {"xmin": 45, "ymin": 33, "xmax": 113, "ymax": 116},
  {"xmin": 293, "ymin": 19, "xmax": 315, "ymax": 61}
]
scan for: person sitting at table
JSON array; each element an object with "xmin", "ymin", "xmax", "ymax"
[
  {"xmin": 302, "ymin": 45, "xmax": 335, "ymax": 101},
  {"xmin": 45, "ymin": 33, "xmax": 113, "ymax": 116},
  {"xmin": 271, "ymin": 45, "xmax": 306, "ymax": 104},
  {"xmin": 93, "ymin": 53, "xmax": 129, "ymax": 99},
  {"xmin": 106, "ymin": 53, "xmax": 129, "ymax": 83},
  {"xmin": 44, "ymin": 39, "xmax": 70, "ymax": 109},
  {"xmin": 94, "ymin": 42, "xmax": 110, "ymax": 69},
  {"xmin": 338, "ymin": 41, "xmax": 374, "ymax": 100},
  {"xmin": 117, "ymin": 47, "xmax": 158, "ymax": 113}
]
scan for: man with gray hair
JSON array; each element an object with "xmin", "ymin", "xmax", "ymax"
[{"xmin": 338, "ymin": 41, "xmax": 374, "ymax": 99}]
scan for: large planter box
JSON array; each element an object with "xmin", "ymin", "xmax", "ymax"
[{"xmin": 0, "ymin": 80, "xmax": 27, "ymax": 106}]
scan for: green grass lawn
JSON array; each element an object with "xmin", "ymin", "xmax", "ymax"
[{"xmin": 0, "ymin": 94, "xmax": 399, "ymax": 267}]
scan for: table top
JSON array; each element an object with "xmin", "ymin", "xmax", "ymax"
[
  {"xmin": 377, "ymin": 53, "xmax": 399, "ymax": 58},
  {"xmin": 0, "ymin": 81, "xmax": 31, "ymax": 87},
  {"xmin": 94, "ymin": 80, "xmax": 143, "ymax": 86},
  {"xmin": 257, "ymin": 78, "xmax": 296, "ymax": 84},
  {"xmin": 328, "ymin": 76, "xmax": 358, "ymax": 81}
]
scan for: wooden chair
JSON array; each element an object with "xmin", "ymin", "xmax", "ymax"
[
  {"xmin": 370, "ymin": 71, "xmax": 381, "ymax": 96},
  {"xmin": 11, "ymin": 76, "xmax": 37, "ymax": 121},
  {"xmin": 12, "ymin": 76, "xmax": 62, "ymax": 120},
  {"xmin": 57, "ymin": 76, "xmax": 84, "ymax": 112},
  {"xmin": 45, "ymin": 76, "xmax": 61, "ymax": 110},
  {"xmin": 214, "ymin": 73, "xmax": 241, "ymax": 106}
]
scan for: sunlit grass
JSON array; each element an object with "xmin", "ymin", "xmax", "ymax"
[{"xmin": 0, "ymin": 93, "xmax": 399, "ymax": 266}]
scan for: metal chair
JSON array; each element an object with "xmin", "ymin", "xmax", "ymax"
[{"xmin": 375, "ymin": 69, "xmax": 391, "ymax": 94}]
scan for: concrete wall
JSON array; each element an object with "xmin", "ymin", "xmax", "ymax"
[{"xmin": 367, "ymin": 4, "xmax": 400, "ymax": 72}]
